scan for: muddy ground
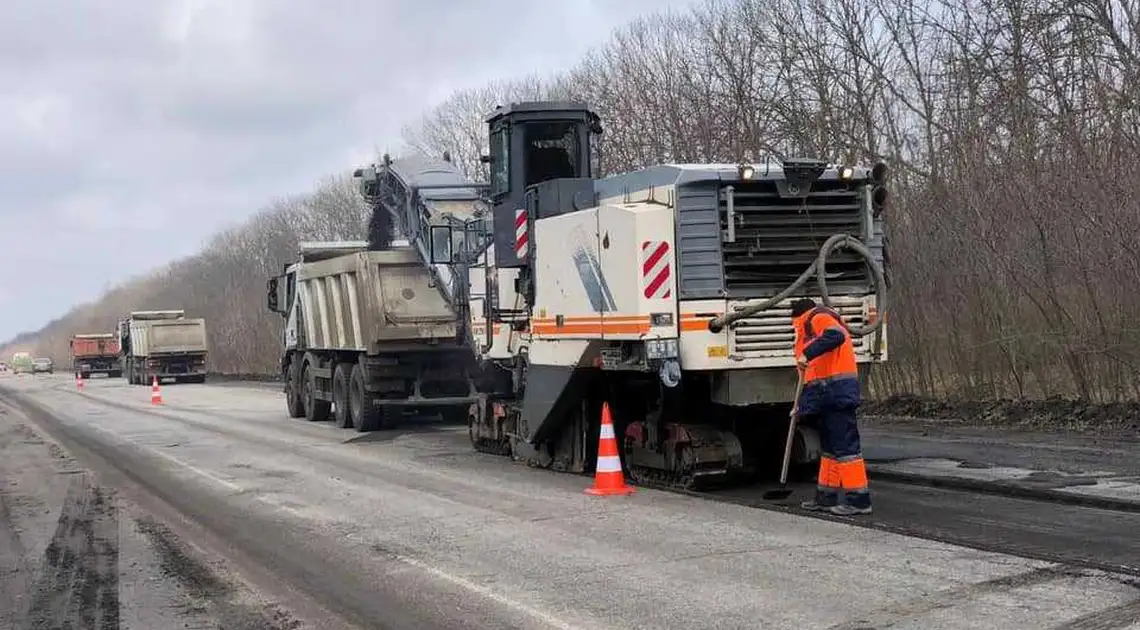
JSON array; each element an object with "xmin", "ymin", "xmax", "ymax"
[
  {"xmin": 0, "ymin": 400, "xmax": 305, "ymax": 630},
  {"xmin": 863, "ymin": 394, "xmax": 1140, "ymax": 436}
]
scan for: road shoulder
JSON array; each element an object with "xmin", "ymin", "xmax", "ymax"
[{"xmin": 0, "ymin": 393, "xmax": 313, "ymax": 630}]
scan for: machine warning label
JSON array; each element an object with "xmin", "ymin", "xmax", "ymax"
[{"xmin": 641, "ymin": 240, "xmax": 673, "ymax": 299}]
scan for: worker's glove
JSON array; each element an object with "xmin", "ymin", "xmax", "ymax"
[{"xmin": 795, "ymin": 355, "xmax": 809, "ymax": 370}]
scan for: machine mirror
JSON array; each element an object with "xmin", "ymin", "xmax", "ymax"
[{"xmin": 266, "ymin": 277, "xmax": 279, "ymax": 312}]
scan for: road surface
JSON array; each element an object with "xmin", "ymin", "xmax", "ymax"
[{"xmin": 1, "ymin": 372, "xmax": 1139, "ymax": 630}]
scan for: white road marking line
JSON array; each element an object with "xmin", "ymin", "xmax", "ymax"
[
  {"xmin": 83, "ymin": 422, "xmax": 243, "ymax": 492},
  {"xmin": 67, "ymin": 391, "xmax": 586, "ymax": 629},
  {"xmin": 392, "ymin": 553, "xmax": 588, "ymax": 630}
]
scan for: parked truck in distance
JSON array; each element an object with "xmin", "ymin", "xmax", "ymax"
[
  {"xmin": 70, "ymin": 333, "xmax": 122, "ymax": 378},
  {"xmin": 118, "ymin": 310, "xmax": 209, "ymax": 385},
  {"xmin": 10, "ymin": 352, "xmax": 33, "ymax": 375},
  {"xmin": 265, "ymin": 240, "xmax": 477, "ymax": 431}
]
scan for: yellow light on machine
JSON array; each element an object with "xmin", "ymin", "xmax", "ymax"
[
  {"xmin": 706, "ymin": 345, "xmax": 728, "ymax": 358},
  {"xmin": 838, "ymin": 165, "xmax": 855, "ymax": 180}
]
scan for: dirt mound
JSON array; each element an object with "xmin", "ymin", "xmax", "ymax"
[{"xmin": 864, "ymin": 395, "xmax": 1140, "ymax": 434}]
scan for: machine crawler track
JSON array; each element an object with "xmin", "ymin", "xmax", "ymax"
[
  {"xmin": 625, "ymin": 464, "xmax": 737, "ymax": 493},
  {"xmin": 468, "ymin": 432, "xmax": 749, "ymax": 493}
]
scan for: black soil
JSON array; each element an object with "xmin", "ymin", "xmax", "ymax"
[{"xmin": 864, "ymin": 394, "xmax": 1140, "ymax": 435}]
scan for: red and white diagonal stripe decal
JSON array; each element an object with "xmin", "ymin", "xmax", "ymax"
[
  {"xmin": 514, "ymin": 208, "xmax": 529, "ymax": 258},
  {"xmin": 641, "ymin": 240, "xmax": 673, "ymax": 299}
]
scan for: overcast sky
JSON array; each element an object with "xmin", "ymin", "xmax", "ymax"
[{"xmin": 0, "ymin": 0, "xmax": 690, "ymax": 342}]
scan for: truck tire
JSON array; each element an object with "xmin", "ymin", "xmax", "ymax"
[
  {"xmin": 302, "ymin": 362, "xmax": 331, "ymax": 422},
  {"xmin": 349, "ymin": 364, "xmax": 384, "ymax": 432},
  {"xmin": 284, "ymin": 360, "xmax": 305, "ymax": 418},
  {"xmin": 332, "ymin": 364, "xmax": 353, "ymax": 429}
]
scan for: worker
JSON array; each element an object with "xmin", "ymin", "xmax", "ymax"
[{"xmin": 791, "ymin": 297, "xmax": 872, "ymax": 516}]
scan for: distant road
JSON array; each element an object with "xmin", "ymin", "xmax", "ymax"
[{"xmin": 1, "ymin": 373, "xmax": 1138, "ymax": 630}]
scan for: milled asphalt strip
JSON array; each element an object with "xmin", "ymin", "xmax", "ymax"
[
  {"xmin": 0, "ymin": 386, "xmax": 588, "ymax": 630},
  {"xmin": 865, "ymin": 467, "xmax": 1140, "ymax": 514},
  {"xmin": 66, "ymin": 379, "xmax": 1140, "ymax": 513},
  {"xmin": 71, "ymin": 381, "xmax": 1140, "ymax": 516},
  {"xmin": 60, "ymin": 382, "xmax": 1140, "ymax": 579},
  {"xmin": 143, "ymin": 380, "xmax": 1140, "ymax": 514}
]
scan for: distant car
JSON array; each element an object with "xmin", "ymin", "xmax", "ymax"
[
  {"xmin": 32, "ymin": 358, "xmax": 54, "ymax": 374},
  {"xmin": 0, "ymin": 363, "xmax": 7, "ymax": 372}
]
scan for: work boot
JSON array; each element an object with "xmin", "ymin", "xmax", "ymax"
[
  {"xmin": 801, "ymin": 489, "xmax": 838, "ymax": 512},
  {"xmin": 829, "ymin": 504, "xmax": 872, "ymax": 516}
]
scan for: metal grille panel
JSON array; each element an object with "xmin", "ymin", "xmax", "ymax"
[
  {"xmin": 719, "ymin": 181, "xmax": 868, "ymax": 298},
  {"xmin": 729, "ymin": 296, "xmax": 868, "ymax": 359}
]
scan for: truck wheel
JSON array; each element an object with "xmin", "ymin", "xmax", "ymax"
[
  {"xmin": 284, "ymin": 360, "xmax": 305, "ymax": 418},
  {"xmin": 332, "ymin": 364, "xmax": 353, "ymax": 429},
  {"xmin": 302, "ymin": 363, "xmax": 331, "ymax": 422},
  {"xmin": 349, "ymin": 364, "xmax": 383, "ymax": 432}
]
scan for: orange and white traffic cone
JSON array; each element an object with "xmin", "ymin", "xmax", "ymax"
[
  {"xmin": 585, "ymin": 402, "xmax": 635, "ymax": 496},
  {"xmin": 76, "ymin": 372, "xmax": 84, "ymax": 390},
  {"xmin": 150, "ymin": 376, "xmax": 163, "ymax": 405}
]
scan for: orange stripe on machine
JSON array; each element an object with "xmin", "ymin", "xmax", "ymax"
[
  {"xmin": 531, "ymin": 315, "xmax": 651, "ymax": 335},
  {"xmin": 679, "ymin": 313, "xmax": 723, "ymax": 332}
]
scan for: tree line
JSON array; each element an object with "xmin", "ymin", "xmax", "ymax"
[{"xmin": 4, "ymin": 0, "xmax": 1138, "ymax": 402}]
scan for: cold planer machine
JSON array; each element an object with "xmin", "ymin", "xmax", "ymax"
[{"xmin": 357, "ymin": 101, "xmax": 890, "ymax": 492}]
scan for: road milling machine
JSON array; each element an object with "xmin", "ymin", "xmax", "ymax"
[{"xmin": 355, "ymin": 101, "xmax": 890, "ymax": 491}]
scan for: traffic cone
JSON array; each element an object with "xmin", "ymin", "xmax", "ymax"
[
  {"xmin": 585, "ymin": 402, "xmax": 635, "ymax": 496},
  {"xmin": 76, "ymin": 372, "xmax": 84, "ymax": 390},
  {"xmin": 150, "ymin": 376, "xmax": 163, "ymax": 405}
]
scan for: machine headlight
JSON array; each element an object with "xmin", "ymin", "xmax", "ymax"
[
  {"xmin": 645, "ymin": 338, "xmax": 679, "ymax": 360},
  {"xmin": 838, "ymin": 165, "xmax": 855, "ymax": 180},
  {"xmin": 739, "ymin": 165, "xmax": 755, "ymax": 180}
]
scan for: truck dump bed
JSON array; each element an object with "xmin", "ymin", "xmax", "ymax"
[
  {"xmin": 127, "ymin": 319, "xmax": 209, "ymax": 357},
  {"xmin": 294, "ymin": 246, "xmax": 459, "ymax": 352},
  {"xmin": 71, "ymin": 334, "xmax": 120, "ymax": 357}
]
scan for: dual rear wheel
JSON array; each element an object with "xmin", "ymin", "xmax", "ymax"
[{"xmin": 290, "ymin": 357, "xmax": 385, "ymax": 432}]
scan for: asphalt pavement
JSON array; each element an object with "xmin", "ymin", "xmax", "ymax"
[{"xmin": 2, "ymin": 372, "xmax": 1139, "ymax": 630}]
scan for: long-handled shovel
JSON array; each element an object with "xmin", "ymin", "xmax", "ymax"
[{"xmin": 764, "ymin": 368, "xmax": 806, "ymax": 501}]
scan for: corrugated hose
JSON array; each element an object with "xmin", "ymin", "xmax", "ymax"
[{"xmin": 707, "ymin": 233, "xmax": 888, "ymax": 357}]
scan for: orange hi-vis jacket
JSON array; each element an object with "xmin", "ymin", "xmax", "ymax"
[{"xmin": 793, "ymin": 305, "xmax": 861, "ymax": 414}]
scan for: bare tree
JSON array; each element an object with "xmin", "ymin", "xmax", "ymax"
[{"xmin": 6, "ymin": 0, "xmax": 1140, "ymax": 402}]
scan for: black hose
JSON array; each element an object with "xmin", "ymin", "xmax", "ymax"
[{"xmin": 707, "ymin": 234, "xmax": 887, "ymax": 342}]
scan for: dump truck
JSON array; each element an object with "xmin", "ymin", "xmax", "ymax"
[
  {"xmin": 10, "ymin": 352, "xmax": 33, "ymax": 375},
  {"xmin": 118, "ymin": 310, "xmax": 209, "ymax": 384},
  {"xmin": 266, "ymin": 239, "xmax": 478, "ymax": 431},
  {"xmin": 354, "ymin": 100, "xmax": 890, "ymax": 492},
  {"xmin": 70, "ymin": 333, "xmax": 122, "ymax": 378}
]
